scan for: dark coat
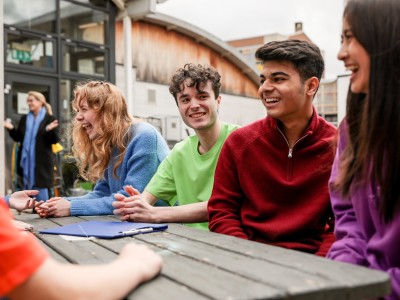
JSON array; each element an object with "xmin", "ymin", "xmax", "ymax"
[{"xmin": 7, "ymin": 113, "xmax": 60, "ymax": 188}]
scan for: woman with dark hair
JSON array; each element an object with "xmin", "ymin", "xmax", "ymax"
[
  {"xmin": 4, "ymin": 91, "xmax": 59, "ymax": 201},
  {"xmin": 327, "ymin": 0, "xmax": 400, "ymax": 298}
]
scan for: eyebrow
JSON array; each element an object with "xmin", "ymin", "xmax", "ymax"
[
  {"xmin": 260, "ymin": 71, "xmax": 290, "ymax": 78},
  {"xmin": 196, "ymin": 89, "xmax": 210, "ymax": 96},
  {"xmin": 177, "ymin": 93, "xmax": 190, "ymax": 101},
  {"xmin": 178, "ymin": 89, "xmax": 210, "ymax": 99}
]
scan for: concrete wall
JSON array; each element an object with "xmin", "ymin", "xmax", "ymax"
[{"xmin": 337, "ymin": 74, "xmax": 350, "ymax": 125}]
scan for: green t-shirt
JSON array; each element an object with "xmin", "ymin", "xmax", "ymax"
[{"xmin": 145, "ymin": 123, "xmax": 239, "ymax": 230}]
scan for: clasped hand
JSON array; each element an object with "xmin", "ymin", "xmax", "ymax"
[
  {"xmin": 112, "ymin": 185, "xmax": 155, "ymax": 222},
  {"xmin": 35, "ymin": 197, "xmax": 71, "ymax": 217}
]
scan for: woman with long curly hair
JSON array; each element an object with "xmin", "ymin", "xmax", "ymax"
[{"xmin": 36, "ymin": 81, "xmax": 169, "ymax": 217}]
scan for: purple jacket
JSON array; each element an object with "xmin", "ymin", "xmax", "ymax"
[{"xmin": 327, "ymin": 123, "xmax": 400, "ymax": 299}]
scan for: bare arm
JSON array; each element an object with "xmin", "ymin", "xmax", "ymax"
[
  {"xmin": 113, "ymin": 186, "xmax": 208, "ymax": 223},
  {"xmin": 142, "ymin": 201, "xmax": 208, "ymax": 223},
  {"xmin": 8, "ymin": 243, "xmax": 162, "ymax": 300}
]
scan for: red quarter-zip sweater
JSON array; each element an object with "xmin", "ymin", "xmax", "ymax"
[{"xmin": 208, "ymin": 108, "xmax": 337, "ymax": 255}]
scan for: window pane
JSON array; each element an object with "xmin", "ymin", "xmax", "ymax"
[
  {"xmin": 60, "ymin": 1, "xmax": 108, "ymax": 45},
  {"xmin": 60, "ymin": 79, "xmax": 79, "ymax": 153},
  {"xmin": 6, "ymin": 33, "xmax": 55, "ymax": 69},
  {"xmin": 63, "ymin": 44, "xmax": 105, "ymax": 76},
  {"xmin": 3, "ymin": 0, "xmax": 56, "ymax": 33}
]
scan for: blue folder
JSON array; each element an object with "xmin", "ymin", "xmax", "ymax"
[{"xmin": 39, "ymin": 220, "xmax": 168, "ymax": 239}]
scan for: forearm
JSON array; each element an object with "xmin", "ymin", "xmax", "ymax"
[
  {"xmin": 67, "ymin": 184, "xmax": 113, "ymax": 216},
  {"xmin": 208, "ymin": 198, "xmax": 248, "ymax": 239},
  {"xmin": 152, "ymin": 201, "xmax": 208, "ymax": 224},
  {"xmin": 70, "ymin": 196, "xmax": 114, "ymax": 216},
  {"xmin": 209, "ymin": 216, "xmax": 248, "ymax": 239},
  {"xmin": 9, "ymin": 257, "xmax": 149, "ymax": 300}
]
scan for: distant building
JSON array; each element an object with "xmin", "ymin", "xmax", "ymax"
[
  {"xmin": 114, "ymin": 12, "xmax": 264, "ymax": 146},
  {"xmin": 227, "ymin": 22, "xmax": 313, "ymax": 73},
  {"xmin": 314, "ymin": 79, "xmax": 338, "ymax": 126},
  {"xmin": 226, "ymin": 22, "xmax": 338, "ymax": 126},
  {"xmin": 1, "ymin": 0, "xmax": 265, "ymax": 193},
  {"xmin": 336, "ymin": 73, "xmax": 350, "ymax": 125}
]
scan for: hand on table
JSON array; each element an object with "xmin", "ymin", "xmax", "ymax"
[
  {"xmin": 9, "ymin": 190, "xmax": 42, "ymax": 212},
  {"xmin": 112, "ymin": 185, "xmax": 157, "ymax": 222},
  {"xmin": 12, "ymin": 220, "xmax": 34, "ymax": 231},
  {"xmin": 118, "ymin": 243, "xmax": 163, "ymax": 281},
  {"xmin": 36, "ymin": 197, "xmax": 71, "ymax": 217}
]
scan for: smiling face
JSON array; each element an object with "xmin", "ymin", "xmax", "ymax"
[
  {"xmin": 258, "ymin": 60, "xmax": 315, "ymax": 126},
  {"xmin": 338, "ymin": 17, "xmax": 370, "ymax": 94},
  {"xmin": 75, "ymin": 99, "xmax": 100, "ymax": 140},
  {"xmin": 176, "ymin": 79, "xmax": 221, "ymax": 131}
]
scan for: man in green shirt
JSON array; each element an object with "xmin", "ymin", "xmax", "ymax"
[{"xmin": 113, "ymin": 63, "xmax": 239, "ymax": 230}]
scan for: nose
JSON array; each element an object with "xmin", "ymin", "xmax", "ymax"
[
  {"xmin": 75, "ymin": 111, "xmax": 83, "ymax": 121},
  {"xmin": 337, "ymin": 43, "xmax": 347, "ymax": 61},
  {"xmin": 189, "ymin": 98, "xmax": 200, "ymax": 109},
  {"xmin": 258, "ymin": 80, "xmax": 273, "ymax": 96}
]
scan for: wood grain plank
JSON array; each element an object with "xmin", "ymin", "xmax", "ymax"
[
  {"xmin": 13, "ymin": 215, "xmax": 391, "ymax": 300},
  {"xmin": 164, "ymin": 224, "xmax": 391, "ymax": 300},
  {"xmin": 127, "ymin": 276, "xmax": 210, "ymax": 300},
  {"xmin": 134, "ymin": 230, "xmax": 347, "ymax": 299},
  {"xmin": 96, "ymin": 237, "xmax": 284, "ymax": 299}
]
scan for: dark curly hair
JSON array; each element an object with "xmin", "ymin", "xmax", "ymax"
[{"xmin": 169, "ymin": 63, "xmax": 221, "ymax": 104}]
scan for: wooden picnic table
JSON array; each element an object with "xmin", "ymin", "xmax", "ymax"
[{"xmin": 14, "ymin": 212, "xmax": 391, "ymax": 300}]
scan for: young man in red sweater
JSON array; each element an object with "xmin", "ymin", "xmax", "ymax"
[{"xmin": 208, "ymin": 39, "xmax": 337, "ymax": 256}]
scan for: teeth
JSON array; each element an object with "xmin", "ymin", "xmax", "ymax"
[
  {"xmin": 346, "ymin": 65, "xmax": 358, "ymax": 72},
  {"xmin": 191, "ymin": 113, "xmax": 205, "ymax": 117},
  {"xmin": 265, "ymin": 98, "xmax": 279, "ymax": 103}
]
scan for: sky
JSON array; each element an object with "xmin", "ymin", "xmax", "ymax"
[{"xmin": 156, "ymin": 0, "xmax": 346, "ymax": 79}]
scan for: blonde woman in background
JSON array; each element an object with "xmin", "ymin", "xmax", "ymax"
[
  {"xmin": 4, "ymin": 91, "xmax": 60, "ymax": 201},
  {"xmin": 36, "ymin": 81, "xmax": 169, "ymax": 217}
]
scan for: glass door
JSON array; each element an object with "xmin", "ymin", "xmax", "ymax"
[{"xmin": 4, "ymin": 73, "xmax": 58, "ymax": 193}]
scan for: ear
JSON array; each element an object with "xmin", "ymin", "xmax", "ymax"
[
  {"xmin": 216, "ymin": 96, "xmax": 222, "ymax": 109},
  {"xmin": 305, "ymin": 77, "xmax": 320, "ymax": 97}
]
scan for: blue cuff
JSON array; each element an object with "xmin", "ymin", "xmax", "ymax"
[{"xmin": 4, "ymin": 194, "xmax": 11, "ymax": 206}]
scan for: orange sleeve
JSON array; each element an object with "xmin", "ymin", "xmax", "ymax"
[{"xmin": 0, "ymin": 201, "xmax": 49, "ymax": 296}]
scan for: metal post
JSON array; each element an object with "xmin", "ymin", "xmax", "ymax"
[{"xmin": 0, "ymin": 2, "xmax": 5, "ymax": 195}]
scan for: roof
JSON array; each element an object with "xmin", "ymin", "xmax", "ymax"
[{"xmin": 140, "ymin": 13, "xmax": 260, "ymax": 84}]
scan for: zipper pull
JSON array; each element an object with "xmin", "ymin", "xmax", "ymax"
[{"xmin": 288, "ymin": 148, "xmax": 293, "ymax": 158}]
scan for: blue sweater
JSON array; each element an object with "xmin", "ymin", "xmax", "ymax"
[{"xmin": 67, "ymin": 122, "xmax": 169, "ymax": 216}]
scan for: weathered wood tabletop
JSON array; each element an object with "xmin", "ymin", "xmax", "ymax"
[{"xmin": 14, "ymin": 212, "xmax": 391, "ymax": 300}]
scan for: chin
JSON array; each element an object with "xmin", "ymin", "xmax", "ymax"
[
  {"xmin": 350, "ymin": 85, "xmax": 361, "ymax": 94},
  {"xmin": 350, "ymin": 81, "xmax": 368, "ymax": 94}
]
